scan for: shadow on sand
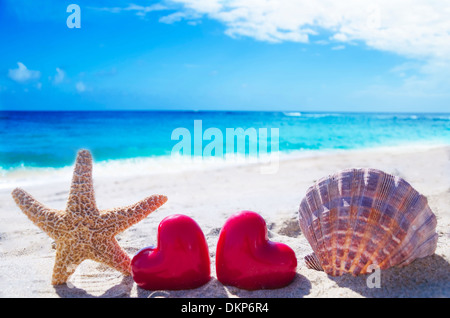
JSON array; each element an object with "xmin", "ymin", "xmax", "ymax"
[
  {"xmin": 328, "ymin": 254, "xmax": 450, "ymax": 297},
  {"xmin": 223, "ymin": 273, "xmax": 311, "ymax": 298},
  {"xmin": 54, "ymin": 275, "xmax": 135, "ymax": 298},
  {"xmin": 54, "ymin": 273, "xmax": 312, "ymax": 298}
]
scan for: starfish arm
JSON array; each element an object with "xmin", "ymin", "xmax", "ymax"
[
  {"xmin": 12, "ymin": 188, "xmax": 64, "ymax": 239},
  {"xmin": 101, "ymin": 195, "xmax": 168, "ymax": 236},
  {"xmin": 66, "ymin": 149, "xmax": 99, "ymax": 216},
  {"xmin": 91, "ymin": 237, "xmax": 132, "ymax": 275},
  {"xmin": 52, "ymin": 242, "xmax": 85, "ymax": 285}
]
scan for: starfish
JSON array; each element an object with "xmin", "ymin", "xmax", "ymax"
[{"xmin": 11, "ymin": 149, "xmax": 168, "ymax": 285}]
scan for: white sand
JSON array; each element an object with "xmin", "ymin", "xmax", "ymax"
[{"xmin": 0, "ymin": 145, "xmax": 449, "ymax": 298}]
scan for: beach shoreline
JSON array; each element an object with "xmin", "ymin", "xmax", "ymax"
[
  {"xmin": 1, "ymin": 142, "xmax": 448, "ymax": 188},
  {"xmin": 0, "ymin": 144, "xmax": 449, "ymax": 297}
]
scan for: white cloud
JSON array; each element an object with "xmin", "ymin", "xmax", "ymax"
[
  {"xmin": 331, "ymin": 45, "xmax": 345, "ymax": 51},
  {"xmin": 76, "ymin": 81, "xmax": 86, "ymax": 92},
  {"xmin": 53, "ymin": 68, "xmax": 66, "ymax": 84},
  {"xmin": 159, "ymin": 11, "xmax": 189, "ymax": 24},
  {"xmin": 128, "ymin": 3, "xmax": 167, "ymax": 16},
  {"xmin": 8, "ymin": 62, "xmax": 41, "ymax": 83},
  {"xmin": 91, "ymin": 3, "xmax": 167, "ymax": 16},
  {"xmin": 165, "ymin": 0, "xmax": 450, "ymax": 61}
]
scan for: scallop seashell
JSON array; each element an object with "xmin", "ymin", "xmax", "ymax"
[{"xmin": 298, "ymin": 168, "xmax": 438, "ymax": 276}]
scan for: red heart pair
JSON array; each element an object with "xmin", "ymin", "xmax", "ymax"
[{"xmin": 131, "ymin": 211, "xmax": 297, "ymax": 290}]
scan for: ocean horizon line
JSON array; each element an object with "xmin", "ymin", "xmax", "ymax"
[{"xmin": 2, "ymin": 109, "xmax": 450, "ymax": 115}]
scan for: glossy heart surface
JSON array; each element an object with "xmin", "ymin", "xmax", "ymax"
[
  {"xmin": 216, "ymin": 211, "xmax": 297, "ymax": 290},
  {"xmin": 131, "ymin": 214, "xmax": 211, "ymax": 290}
]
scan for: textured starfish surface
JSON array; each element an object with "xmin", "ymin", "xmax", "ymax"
[{"xmin": 11, "ymin": 149, "xmax": 168, "ymax": 285}]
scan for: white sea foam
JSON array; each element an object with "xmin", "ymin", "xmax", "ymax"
[
  {"xmin": 1, "ymin": 141, "xmax": 448, "ymax": 190},
  {"xmin": 282, "ymin": 112, "xmax": 346, "ymax": 118},
  {"xmin": 303, "ymin": 113, "xmax": 343, "ymax": 118},
  {"xmin": 282, "ymin": 112, "xmax": 302, "ymax": 117},
  {"xmin": 0, "ymin": 153, "xmax": 279, "ymax": 189}
]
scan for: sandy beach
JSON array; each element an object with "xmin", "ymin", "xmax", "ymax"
[{"xmin": 0, "ymin": 145, "xmax": 449, "ymax": 298}]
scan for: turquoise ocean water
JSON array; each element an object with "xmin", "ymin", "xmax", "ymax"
[{"xmin": 1, "ymin": 111, "xmax": 449, "ymax": 171}]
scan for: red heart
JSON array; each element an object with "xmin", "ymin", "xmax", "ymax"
[
  {"xmin": 131, "ymin": 214, "xmax": 211, "ymax": 290},
  {"xmin": 216, "ymin": 211, "xmax": 297, "ymax": 290}
]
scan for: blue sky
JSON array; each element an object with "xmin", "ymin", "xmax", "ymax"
[{"xmin": 1, "ymin": 0, "xmax": 449, "ymax": 112}]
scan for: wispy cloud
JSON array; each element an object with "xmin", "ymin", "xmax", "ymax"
[
  {"xmin": 52, "ymin": 68, "xmax": 66, "ymax": 84},
  {"xmin": 90, "ymin": 2, "xmax": 204, "ymax": 24},
  {"xmin": 159, "ymin": 11, "xmax": 189, "ymax": 24},
  {"xmin": 357, "ymin": 60, "xmax": 450, "ymax": 102},
  {"xmin": 158, "ymin": 8, "xmax": 202, "ymax": 24},
  {"xmin": 91, "ymin": 3, "xmax": 167, "ymax": 17},
  {"xmin": 76, "ymin": 81, "xmax": 87, "ymax": 93},
  {"xmin": 8, "ymin": 62, "xmax": 41, "ymax": 83},
  {"xmin": 331, "ymin": 45, "xmax": 345, "ymax": 51}
]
